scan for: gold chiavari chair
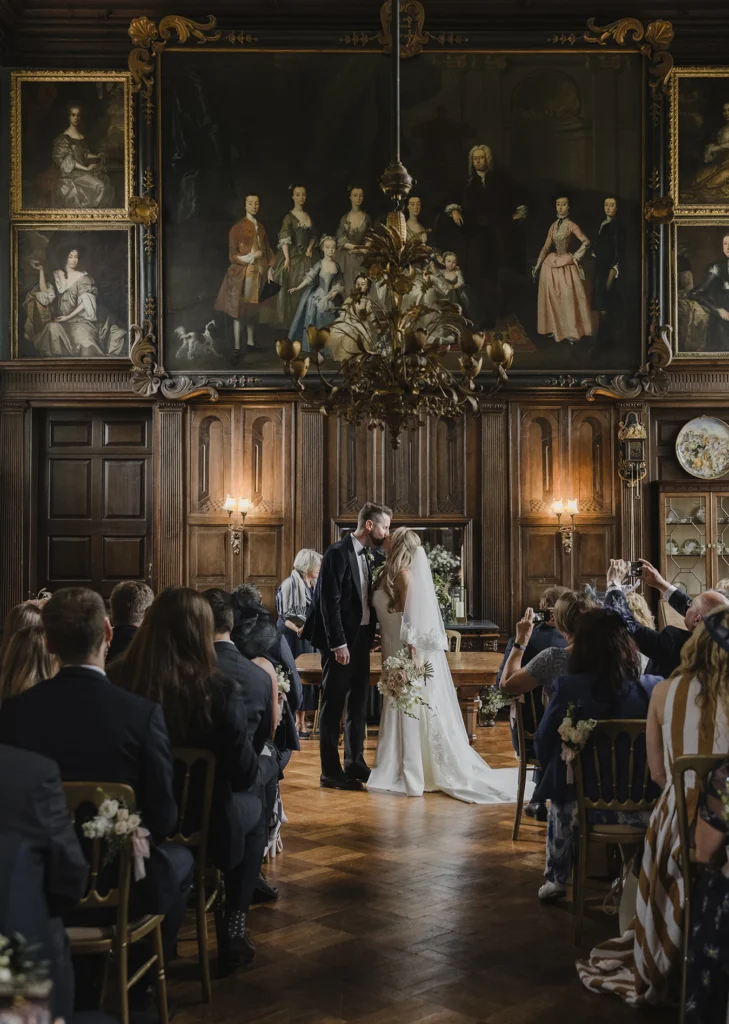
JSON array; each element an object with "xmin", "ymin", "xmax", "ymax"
[
  {"xmin": 574, "ymin": 720, "xmax": 658, "ymax": 946},
  {"xmin": 512, "ymin": 688, "xmax": 544, "ymax": 841},
  {"xmin": 672, "ymin": 753, "xmax": 724, "ymax": 1024},
  {"xmin": 63, "ymin": 782, "xmax": 168, "ymax": 1024},
  {"xmin": 169, "ymin": 748, "xmax": 220, "ymax": 1003},
  {"xmin": 445, "ymin": 630, "xmax": 462, "ymax": 654}
]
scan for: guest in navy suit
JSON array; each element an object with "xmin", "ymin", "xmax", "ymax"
[{"xmin": 534, "ymin": 608, "xmax": 661, "ymax": 902}]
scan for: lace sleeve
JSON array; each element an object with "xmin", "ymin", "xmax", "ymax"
[{"xmin": 400, "ymin": 621, "xmax": 448, "ymax": 652}]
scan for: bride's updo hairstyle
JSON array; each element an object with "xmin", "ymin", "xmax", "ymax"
[{"xmin": 381, "ymin": 527, "xmax": 421, "ymax": 612}]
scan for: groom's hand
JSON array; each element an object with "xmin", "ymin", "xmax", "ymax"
[{"xmin": 334, "ymin": 646, "xmax": 350, "ymax": 665}]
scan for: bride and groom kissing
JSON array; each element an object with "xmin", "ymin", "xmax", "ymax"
[{"xmin": 304, "ymin": 502, "xmax": 518, "ymax": 804}]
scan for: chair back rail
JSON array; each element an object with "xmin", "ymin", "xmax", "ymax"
[
  {"xmin": 576, "ymin": 719, "xmax": 657, "ymax": 815},
  {"xmin": 168, "ymin": 747, "xmax": 216, "ymax": 853},
  {"xmin": 445, "ymin": 630, "xmax": 461, "ymax": 654}
]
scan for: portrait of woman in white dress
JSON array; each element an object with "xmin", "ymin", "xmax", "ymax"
[
  {"xmin": 532, "ymin": 194, "xmax": 592, "ymax": 344},
  {"xmin": 367, "ymin": 527, "xmax": 520, "ymax": 804},
  {"xmin": 21, "ymin": 238, "xmax": 127, "ymax": 358}
]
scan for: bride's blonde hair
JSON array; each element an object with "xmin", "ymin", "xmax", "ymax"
[{"xmin": 379, "ymin": 527, "xmax": 421, "ymax": 612}]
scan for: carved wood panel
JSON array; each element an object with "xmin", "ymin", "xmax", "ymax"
[
  {"xmin": 518, "ymin": 527, "xmax": 562, "ymax": 612},
  {"xmin": 430, "ymin": 416, "xmax": 466, "ymax": 516},
  {"xmin": 383, "ymin": 425, "xmax": 422, "ymax": 516},
  {"xmin": 155, "ymin": 404, "xmax": 184, "ymax": 590},
  {"xmin": 571, "ymin": 523, "xmax": 615, "ymax": 594},
  {"xmin": 516, "ymin": 407, "xmax": 562, "ymax": 517},
  {"xmin": 568, "ymin": 407, "xmax": 615, "ymax": 516}
]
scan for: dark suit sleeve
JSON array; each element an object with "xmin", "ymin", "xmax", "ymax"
[
  {"xmin": 279, "ymin": 636, "xmax": 302, "ymax": 713},
  {"xmin": 217, "ymin": 690, "xmax": 259, "ymax": 792},
  {"xmin": 140, "ymin": 704, "xmax": 178, "ymax": 841},
  {"xmin": 320, "ymin": 545, "xmax": 347, "ymax": 650},
  {"xmin": 36, "ymin": 763, "xmax": 89, "ymax": 916},
  {"xmin": 604, "ymin": 587, "xmax": 672, "ymax": 664},
  {"xmin": 533, "ymin": 680, "xmax": 568, "ymax": 769},
  {"xmin": 668, "ymin": 588, "xmax": 692, "ymax": 617},
  {"xmin": 496, "ymin": 637, "xmax": 515, "ymax": 688}
]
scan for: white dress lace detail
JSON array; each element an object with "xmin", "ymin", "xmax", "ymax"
[{"xmin": 367, "ymin": 550, "xmax": 521, "ymax": 804}]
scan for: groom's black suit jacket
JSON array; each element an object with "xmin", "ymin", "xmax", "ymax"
[{"xmin": 304, "ymin": 535, "xmax": 376, "ymax": 653}]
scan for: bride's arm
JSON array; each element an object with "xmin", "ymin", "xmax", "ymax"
[{"xmin": 394, "ymin": 569, "xmax": 416, "ymax": 657}]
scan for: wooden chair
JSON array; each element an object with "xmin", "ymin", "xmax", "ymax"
[
  {"xmin": 169, "ymin": 748, "xmax": 220, "ymax": 1003},
  {"xmin": 445, "ymin": 629, "xmax": 462, "ymax": 653},
  {"xmin": 573, "ymin": 720, "xmax": 658, "ymax": 945},
  {"xmin": 512, "ymin": 688, "xmax": 543, "ymax": 841},
  {"xmin": 63, "ymin": 782, "xmax": 168, "ymax": 1024},
  {"xmin": 672, "ymin": 754, "xmax": 724, "ymax": 1024}
]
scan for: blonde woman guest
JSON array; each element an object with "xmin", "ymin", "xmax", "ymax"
[
  {"xmin": 0, "ymin": 626, "xmax": 56, "ymax": 705},
  {"xmin": 276, "ymin": 548, "xmax": 322, "ymax": 738},
  {"xmin": 0, "ymin": 601, "xmax": 43, "ymax": 675},
  {"xmin": 626, "ymin": 591, "xmax": 656, "ymax": 672},
  {"xmin": 578, "ymin": 605, "xmax": 729, "ymax": 1006},
  {"xmin": 367, "ymin": 527, "xmax": 518, "ymax": 803},
  {"xmin": 499, "ymin": 590, "xmax": 597, "ymax": 700}
]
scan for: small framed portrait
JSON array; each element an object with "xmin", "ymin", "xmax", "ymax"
[
  {"xmin": 11, "ymin": 223, "xmax": 135, "ymax": 360},
  {"xmin": 10, "ymin": 71, "xmax": 132, "ymax": 220},
  {"xmin": 673, "ymin": 220, "xmax": 729, "ymax": 358},
  {"xmin": 671, "ymin": 67, "xmax": 729, "ymax": 215}
]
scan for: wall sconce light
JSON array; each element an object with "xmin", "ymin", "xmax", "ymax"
[
  {"xmin": 553, "ymin": 498, "xmax": 578, "ymax": 554},
  {"xmin": 223, "ymin": 494, "xmax": 250, "ymax": 556}
]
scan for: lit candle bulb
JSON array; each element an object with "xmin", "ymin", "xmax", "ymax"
[
  {"xmin": 566, "ymin": 498, "xmax": 578, "ymax": 515},
  {"xmin": 223, "ymin": 494, "xmax": 237, "ymax": 512},
  {"xmin": 238, "ymin": 498, "xmax": 250, "ymax": 513},
  {"xmin": 552, "ymin": 499, "xmax": 564, "ymax": 515}
]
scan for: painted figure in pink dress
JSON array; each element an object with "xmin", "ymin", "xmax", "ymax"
[{"xmin": 533, "ymin": 195, "xmax": 592, "ymax": 344}]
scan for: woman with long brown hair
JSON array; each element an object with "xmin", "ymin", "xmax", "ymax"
[
  {"xmin": 534, "ymin": 609, "xmax": 661, "ymax": 901},
  {"xmin": 108, "ymin": 586, "xmax": 263, "ymax": 973},
  {"xmin": 0, "ymin": 624, "xmax": 55, "ymax": 704},
  {"xmin": 578, "ymin": 604, "xmax": 729, "ymax": 1005}
]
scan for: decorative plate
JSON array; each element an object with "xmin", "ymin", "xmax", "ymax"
[
  {"xmin": 676, "ymin": 416, "xmax": 729, "ymax": 480},
  {"xmin": 681, "ymin": 537, "xmax": 702, "ymax": 556}
]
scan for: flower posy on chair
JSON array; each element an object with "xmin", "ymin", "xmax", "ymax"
[
  {"xmin": 558, "ymin": 702, "xmax": 597, "ymax": 783},
  {"xmin": 82, "ymin": 790, "xmax": 151, "ymax": 880}
]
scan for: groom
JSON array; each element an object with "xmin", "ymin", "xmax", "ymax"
[{"xmin": 305, "ymin": 501, "xmax": 391, "ymax": 790}]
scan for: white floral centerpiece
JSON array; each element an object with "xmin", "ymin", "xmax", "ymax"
[
  {"xmin": 423, "ymin": 543, "xmax": 461, "ymax": 616},
  {"xmin": 558, "ymin": 702, "xmax": 597, "ymax": 783},
  {"xmin": 378, "ymin": 647, "xmax": 433, "ymax": 718},
  {"xmin": 0, "ymin": 933, "xmax": 49, "ymax": 994},
  {"xmin": 82, "ymin": 791, "xmax": 151, "ymax": 880}
]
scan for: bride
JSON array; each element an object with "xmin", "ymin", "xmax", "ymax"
[{"xmin": 368, "ymin": 528, "xmax": 520, "ymax": 803}]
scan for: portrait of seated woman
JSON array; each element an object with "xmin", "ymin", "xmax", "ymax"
[{"xmin": 17, "ymin": 232, "xmax": 128, "ymax": 359}]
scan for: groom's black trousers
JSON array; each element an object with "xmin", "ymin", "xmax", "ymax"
[{"xmin": 319, "ymin": 629, "xmax": 371, "ymax": 779}]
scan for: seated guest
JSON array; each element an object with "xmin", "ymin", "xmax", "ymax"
[
  {"xmin": 276, "ymin": 548, "xmax": 322, "ymax": 738},
  {"xmin": 578, "ymin": 605, "xmax": 729, "ymax": 1006},
  {"xmin": 107, "ymin": 580, "xmax": 153, "ymax": 663},
  {"xmin": 231, "ymin": 583, "xmax": 303, "ymax": 768},
  {"xmin": 0, "ymin": 625, "xmax": 55, "ymax": 704},
  {"xmin": 0, "ymin": 587, "xmax": 193, "ymax": 973},
  {"xmin": 685, "ymin": 758, "xmax": 729, "ymax": 1024},
  {"xmin": 0, "ymin": 601, "xmax": 43, "ymax": 670},
  {"xmin": 496, "ymin": 585, "xmax": 569, "ymax": 821},
  {"xmin": 499, "ymin": 590, "xmax": 597, "ymax": 699},
  {"xmin": 0, "ymin": 745, "xmax": 88, "ymax": 1021},
  {"xmin": 605, "ymin": 557, "xmax": 728, "ymax": 677},
  {"xmin": 108, "ymin": 586, "xmax": 264, "ymax": 972},
  {"xmin": 534, "ymin": 609, "xmax": 660, "ymax": 901}
]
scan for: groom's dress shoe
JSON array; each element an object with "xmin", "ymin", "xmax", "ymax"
[
  {"xmin": 320, "ymin": 775, "xmax": 363, "ymax": 791},
  {"xmin": 345, "ymin": 764, "xmax": 371, "ymax": 783}
]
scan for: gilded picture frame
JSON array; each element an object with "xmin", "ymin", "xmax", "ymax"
[
  {"xmin": 10, "ymin": 70, "xmax": 134, "ymax": 221},
  {"xmin": 671, "ymin": 218, "xmax": 729, "ymax": 359},
  {"xmin": 670, "ymin": 66, "xmax": 729, "ymax": 217},
  {"xmin": 11, "ymin": 222, "xmax": 136, "ymax": 361}
]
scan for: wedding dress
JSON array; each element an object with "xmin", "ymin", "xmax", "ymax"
[{"xmin": 367, "ymin": 547, "xmax": 520, "ymax": 804}]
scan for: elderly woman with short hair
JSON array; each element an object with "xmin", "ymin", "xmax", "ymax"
[{"xmin": 276, "ymin": 548, "xmax": 322, "ymax": 738}]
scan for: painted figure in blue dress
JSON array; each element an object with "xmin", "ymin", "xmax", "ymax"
[{"xmin": 287, "ymin": 236, "xmax": 344, "ymax": 347}]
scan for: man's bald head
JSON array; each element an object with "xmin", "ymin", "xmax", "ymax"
[{"xmin": 685, "ymin": 590, "xmax": 729, "ymax": 631}]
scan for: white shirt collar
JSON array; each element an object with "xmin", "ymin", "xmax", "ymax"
[
  {"xmin": 78, "ymin": 664, "xmax": 106, "ymax": 676},
  {"xmin": 214, "ymin": 638, "xmax": 236, "ymax": 647},
  {"xmin": 351, "ymin": 534, "xmax": 365, "ymax": 555}
]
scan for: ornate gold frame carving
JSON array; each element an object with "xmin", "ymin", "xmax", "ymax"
[
  {"xmin": 10, "ymin": 71, "xmax": 134, "ymax": 222},
  {"xmin": 669, "ymin": 66, "xmax": 729, "ymax": 217},
  {"xmin": 9, "ymin": 222, "xmax": 136, "ymax": 361}
]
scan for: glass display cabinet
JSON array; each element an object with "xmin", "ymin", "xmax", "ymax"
[{"xmin": 660, "ymin": 485, "xmax": 729, "ymax": 596}]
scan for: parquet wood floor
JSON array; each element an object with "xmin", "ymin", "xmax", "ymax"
[{"xmin": 171, "ymin": 723, "xmax": 676, "ymax": 1024}]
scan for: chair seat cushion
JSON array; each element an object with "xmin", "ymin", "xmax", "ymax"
[{"xmin": 67, "ymin": 915, "xmax": 155, "ymax": 943}]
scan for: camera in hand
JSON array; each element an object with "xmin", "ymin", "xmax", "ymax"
[
  {"xmin": 626, "ymin": 561, "xmax": 643, "ymax": 579},
  {"xmin": 532, "ymin": 608, "xmax": 553, "ymax": 627}
]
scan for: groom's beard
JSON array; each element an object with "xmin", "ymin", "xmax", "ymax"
[{"xmin": 370, "ymin": 536, "xmax": 385, "ymax": 548}]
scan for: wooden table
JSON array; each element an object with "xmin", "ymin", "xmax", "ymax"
[{"xmin": 295, "ymin": 651, "xmax": 502, "ymax": 745}]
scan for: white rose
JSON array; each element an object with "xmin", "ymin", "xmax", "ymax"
[
  {"xmin": 114, "ymin": 820, "xmax": 129, "ymax": 835},
  {"xmin": 127, "ymin": 814, "xmax": 141, "ymax": 830},
  {"xmin": 117, "ymin": 808, "xmax": 129, "ymax": 821},
  {"xmin": 99, "ymin": 799, "xmax": 119, "ymax": 819},
  {"xmin": 0, "ymin": 966, "xmax": 12, "ymax": 984}
]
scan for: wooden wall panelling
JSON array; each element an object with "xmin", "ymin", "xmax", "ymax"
[
  {"xmin": 0, "ymin": 402, "xmax": 28, "ymax": 618},
  {"xmin": 331, "ymin": 418, "xmax": 376, "ymax": 525},
  {"xmin": 519, "ymin": 527, "xmax": 563, "ymax": 612},
  {"xmin": 617, "ymin": 401, "xmax": 649, "ymax": 564},
  {"xmin": 187, "ymin": 404, "xmax": 233, "ymax": 591},
  {"xmin": 428, "ymin": 416, "xmax": 467, "ymax": 517},
  {"xmin": 567, "ymin": 406, "xmax": 615, "ymax": 517},
  {"xmin": 481, "ymin": 402, "xmax": 509, "ymax": 631},
  {"xmin": 383, "ymin": 424, "xmax": 424, "ymax": 517},
  {"xmin": 571, "ymin": 523, "xmax": 616, "ymax": 594},
  {"xmin": 295, "ymin": 407, "xmax": 325, "ymax": 556},
  {"xmin": 515, "ymin": 404, "xmax": 562, "ymax": 518},
  {"xmin": 154, "ymin": 403, "xmax": 185, "ymax": 591}
]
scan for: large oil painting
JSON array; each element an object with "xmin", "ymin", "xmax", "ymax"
[
  {"xmin": 160, "ymin": 50, "xmax": 643, "ymax": 375},
  {"xmin": 11, "ymin": 71, "xmax": 132, "ymax": 219},
  {"xmin": 12, "ymin": 225, "xmax": 133, "ymax": 360},
  {"xmin": 672, "ymin": 68, "xmax": 729, "ymax": 214},
  {"xmin": 674, "ymin": 221, "xmax": 729, "ymax": 357}
]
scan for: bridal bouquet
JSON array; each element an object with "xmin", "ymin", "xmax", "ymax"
[
  {"xmin": 558, "ymin": 702, "xmax": 597, "ymax": 783},
  {"xmin": 82, "ymin": 791, "xmax": 151, "ymax": 880},
  {"xmin": 275, "ymin": 666, "xmax": 291, "ymax": 698},
  {"xmin": 378, "ymin": 647, "xmax": 433, "ymax": 718}
]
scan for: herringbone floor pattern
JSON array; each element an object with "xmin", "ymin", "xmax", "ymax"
[{"xmin": 172, "ymin": 723, "xmax": 675, "ymax": 1023}]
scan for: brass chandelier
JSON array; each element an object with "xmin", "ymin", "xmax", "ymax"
[{"xmin": 276, "ymin": 0, "xmax": 514, "ymax": 448}]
